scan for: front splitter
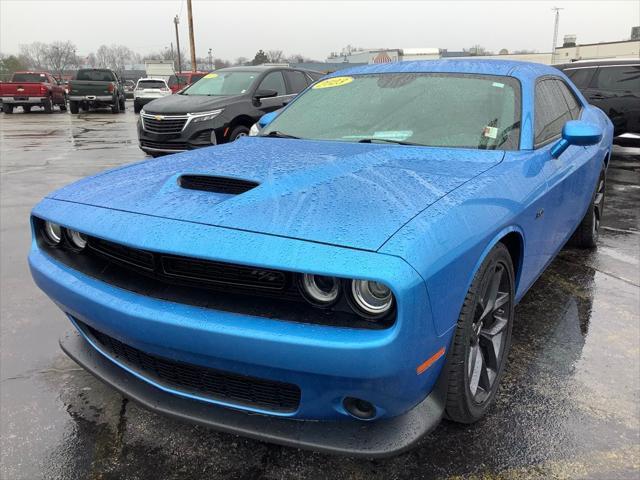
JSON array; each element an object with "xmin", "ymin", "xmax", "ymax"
[{"xmin": 60, "ymin": 329, "xmax": 446, "ymax": 458}]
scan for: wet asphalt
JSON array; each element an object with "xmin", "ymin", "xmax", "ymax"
[{"xmin": 0, "ymin": 105, "xmax": 638, "ymax": 480}]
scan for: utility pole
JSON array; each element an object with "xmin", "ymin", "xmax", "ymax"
[
  {"xmin": 187, "ymin": 0, "xmax": 196, "ymax": 72},
  {"xmin": 174, "ymin": 15, "xmax": 182, "ymax": 74},
  {"xmin": 551, "ymin": 7, "xmax": 563, "ymax": 64},
  {"xmin": 208, "ymin": 48, "xmax": 213, "ymax": 70}
]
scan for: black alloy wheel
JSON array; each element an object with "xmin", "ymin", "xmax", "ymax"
[
  {"xmin": 466, "ymin": 258, "xmax": 512, "ymax": 404},
  {"xmin": 569, "ymin": 170, "xmax": 606, "ymax": 249}
]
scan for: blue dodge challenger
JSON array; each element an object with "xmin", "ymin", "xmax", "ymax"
[{"xmin": 29, "ymin": 60, "xmax": 612, "ymax": 457}]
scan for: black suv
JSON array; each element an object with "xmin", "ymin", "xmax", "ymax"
[
  {"xmin": 137, "ymin": 66, "xmax": 323, "ymax": 156},
  {"xmin": 555, "ymin": 59, "xmax": 639, "ymax": 137}
]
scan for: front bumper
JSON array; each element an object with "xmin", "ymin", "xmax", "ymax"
[
  {"xmin": 137, "ymin": 113, "xmax": 233, "ymax": 153},
  {"xmin": 30, "ymin": 199, "xmax": 450, "ymax": 448},
  {"xmin": 1, "ymin": 96, "xmax": 47, "ymax": 104},
  {"xmin": 60, "ymin": 327, "xmax": 446, "ymax": 457}
]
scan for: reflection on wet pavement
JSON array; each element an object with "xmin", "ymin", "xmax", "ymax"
[{"xmin": 1, "ymin": 108, "xmax": 638, "ymax": 479}]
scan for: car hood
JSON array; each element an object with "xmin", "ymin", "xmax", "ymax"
[
  {"xmin": 142, "ymin": 93, "xmax": 244, "ymax": 114},
  {"xmin": 49, "ymin": 138, "xmax": 503, "ymax": 251}
]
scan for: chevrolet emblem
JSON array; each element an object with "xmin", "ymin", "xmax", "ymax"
[{"xmin": 154, "ymin": 115, "xmax": 164, "ymax": 121}]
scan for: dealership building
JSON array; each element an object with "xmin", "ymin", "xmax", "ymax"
[{"xmin": 323, "ymin": 29, "xmax": 639, "ymax": 66}]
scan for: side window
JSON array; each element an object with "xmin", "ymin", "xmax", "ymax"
[
  {"xmin": 284, "ymin": 70, "xmax": 309, "ymax": 94},
  {"xmin": 258, "ymin": 71, "xmax": 286, "ymax": 96},
  {"xmin": 534, "ymin": 79, "xmax": 572, "ymax": 146},
  {"xmin": 593, "ymin": 65, "xmax": 640, "ymax": 91},
  {"xmin": 306, "ymin": 72, "xmax": 323, "ymax": 83},
  {"xmin": 564, "ymin": 68, "xmax": 596, "ymax": 89},
  {"xmin": 555, "ymin": 80, "xmax": 582, "ymax": 120}
]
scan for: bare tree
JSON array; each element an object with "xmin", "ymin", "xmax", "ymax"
[
  {"xmin": 86, "ymin": 52, "xmax": 97, "ymax": 67},
  {"xmin": 45, "ymin": 41, "xmax": 78, "ymax": 78},
  {"xmin": 18, "ymin": 42, "xmax": 49, "ymax": 70},
  {"xmin": 94, "ymin": 44, "xmax": 134, "ymax": 74},
  {"xmin": 267, "ymin": 50, "xmax": 284, "ymax": 63},
  {"xmin": 234, "ymin": 56, "xmax": 248, "ymax": 66},
  {"xmin": 214, "ymin": 58, "xmax": 230, "ymax": 69}
]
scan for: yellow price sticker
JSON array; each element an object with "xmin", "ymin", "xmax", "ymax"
[
  {"xmin": 204, "ymin": 73, "xmax": 219, "ymax": 79},
  {"xmin": 312, "ymin": 76, "xmax": 354, "ymax": 89}
]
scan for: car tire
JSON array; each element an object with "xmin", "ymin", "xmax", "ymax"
[
  {"xmin": 133, "ymin": 102, "xmax": 141, "ymax": 114},
  {"xmin": 43, "ymin": 97, "xmax": 53, "ymax": 113},
  {"xmin": 445, "ymin": 242, "xmax": 515, "ymax": 424},
  {"xmin": 568, "ymin": 170, "xmax": 605, "ymax": 249},
  {"xmin": 23, "ymin": 106, "xmax": 31, "ymax": 113},
  {"xmin": 59, "ymin": 97, "xmax": 68, "ymax": 111},
  {"xmin": 119, "ymin": 97, "xmax": 126, "ymax": 112},
  {"xmin": 229, "ymin": 126, "xmax": 250, "ymax": 141},
  {"xmin": 111, "ymin": 99, "xmax": 120, "ymax": 114},
  {"xmin": 3, "ymin": 104, "xmax": 13, "ymax": 114},
  {"xmin": 69, "ymin": 101, "xmax": 79, "ymax": 114}
]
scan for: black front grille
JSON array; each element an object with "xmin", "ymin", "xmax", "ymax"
[
  {"xmin": 178, "ymin": 175, "xmax": 259, "ymax": 195},
  {"xmin": 142, "ymin": 115, "xmax": 188, "ymax": 134},
  {"xmin": 78, "ymin": 321, "xmax": 301, "ymax": 412},
  {"xmin": 90, "ymin": 237, "xmax": 155, "ymax": 270},
  {"xmin": 88, "ymin": 237, "xmax": 288, "ymax": 292},
  {"xmin": 140, "ymin": 139, "xmax": 188, "ymax": 151}
]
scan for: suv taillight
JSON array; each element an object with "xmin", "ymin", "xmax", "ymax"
[
  {"xmin": 107, "ymin": 83, "xmax": 114, "ymax": 93},
  {"xmin": 40, "ymin": 85, "xmax": 48, "ymax": 95}
]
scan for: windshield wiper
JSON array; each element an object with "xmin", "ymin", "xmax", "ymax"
[
  {"xmin": 263, "ymin": 131, "xmax": 300, "ymax": 139},
  {"xmin": 357, "ymin": 138, "xmax": 420, "ymax": 146}
]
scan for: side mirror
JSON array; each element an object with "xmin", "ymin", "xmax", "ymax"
[
  {"xmin": 258, "ymin": 110, "xmax": 280, "ymax": 128},
  {"xmin": 551, "ymin": 120, "xmax": 603, "ymax": 158},
  {"xmin": 254, "ymin": 89, "xmax": 278, "ymax": 100}
]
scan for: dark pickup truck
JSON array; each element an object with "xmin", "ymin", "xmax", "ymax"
[
  {"xmin": 0, "ymin": 71, "xmax": 67, "ymax": 114},
  {"xmin": 68, "ymin": 69, "xmax": 126, "ymax": 114}
]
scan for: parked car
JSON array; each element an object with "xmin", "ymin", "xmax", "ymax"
[
  {"xmin": 68, "ymin": 69, "xmax": 126, "ymax": 114},
  {"xmin": 133, "ymin": 78, "xmax": 172, "ymax": 113},
  {"xmin": 29, "ymin": 60, "xmax": 612, "ymax": 457},
  {"xmin": 555, "ymin": 59, "xmax": 639, "ymax": 137},
  {"xmin": 137, "ymin": 66, "xmax": 323, "ymax": 156},
  {"xmin": 123, "ymin": 80, "xmax": 135, "ymax": 99},
  {"xmin": 0, "ymin": 71, "xmax": 67, "ymax": 114},
  {"xmin": 167, "ymin": 71, "xmax": 208, "ymax": 93}
]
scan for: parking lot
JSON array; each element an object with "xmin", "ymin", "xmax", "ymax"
[{"xmin": 0, "ymin": 104, "xmax": 638, "ymax": 479}]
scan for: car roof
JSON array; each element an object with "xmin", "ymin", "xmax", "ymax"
[
  {"xmin": 137, "ymin": 78, "xmax": 168, "ymax": 82},
  {"xmin": 326, "ymin": 59, "xmax": 564, "ymax": 82},
  {"xmin": 554, "ymin": 58, "xmax": 639, "ymax": 69},
  {"xmin": 217, "ymin": 65, "xmax": 322, "ymax": 74}
]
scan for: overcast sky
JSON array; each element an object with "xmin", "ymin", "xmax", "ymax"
[{"xmin": 1, "ymin": 0, "xmax": 638, "ymax": 61}]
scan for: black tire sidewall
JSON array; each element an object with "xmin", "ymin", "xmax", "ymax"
[{"xmin": 229, "ymin": 126, "xmax": 250, "ymax": 141}]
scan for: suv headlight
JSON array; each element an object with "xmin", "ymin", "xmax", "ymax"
[{"xmin": 191, "ymin": 109, "xmax": 224, "ymax": 123}]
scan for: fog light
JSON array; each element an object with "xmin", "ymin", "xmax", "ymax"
[
  {"xmin": 343, "ymin": 397, "xmax": 376, "ymax": 420},
  {"xmin": 300, "ymin": 274, "xmax": 339, "ymax": 306},
  {"xmin": 67, "ymin": 229, "xmax": 87, "ymax": 250},
  {"xmin": 210, "ymin": 130, "xmax": 217, "ymax": 145},
  {"xmin": 43, "ymin": 221, "xmax": 62, "ymax": 244}
]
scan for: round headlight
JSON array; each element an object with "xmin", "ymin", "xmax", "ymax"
[
  {"xmin": 67, "ymin": 229, "xmax": 87, "ymax": 250},
  {"xmin": 301, "ymin": 274, "xmax": 339, "ymax": 306},
  {"xmin": 43, "ymin": 221, "xmax": 62, "ymax": 244},
  {"xmin": 351, "ymin": 280, "xmax": 393, "ymax": 316}
]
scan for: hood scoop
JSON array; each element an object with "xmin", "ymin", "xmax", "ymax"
[{"xmin": 178, "ymin": 174, "xmax": 259, "ymax": 195}]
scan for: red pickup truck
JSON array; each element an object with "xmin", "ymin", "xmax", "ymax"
[{"xmin": 0, "ymin": 71, "xmax": 67, "ymax": 114}]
